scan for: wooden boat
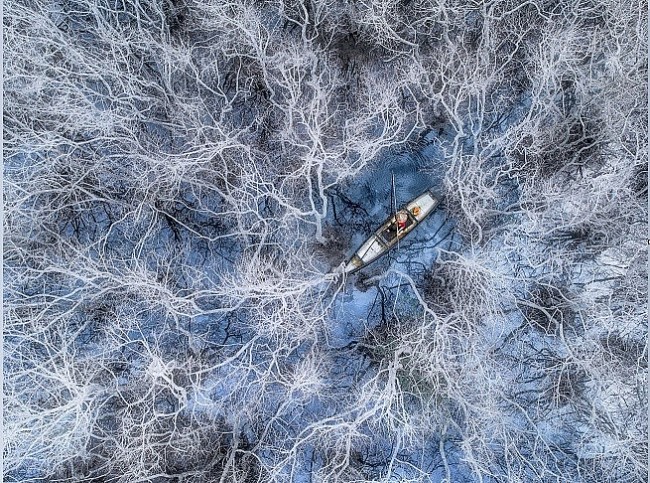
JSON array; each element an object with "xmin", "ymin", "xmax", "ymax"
[{"xmin": 342, "ymin": 188, "xmax": 440, "ymax": 274}]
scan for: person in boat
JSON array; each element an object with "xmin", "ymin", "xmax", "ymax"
[
  {"xmin": 396, "ymin": 210, "xmax": 408, "ymax": 232},
  {"xmin": 383, "ymin": 210, "xmax": 411, "ymax": 242}
]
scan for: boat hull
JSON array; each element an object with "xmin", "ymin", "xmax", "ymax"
[{"xmin": 343, "ymin": 189, "xmax": 440, "ymax": 274}]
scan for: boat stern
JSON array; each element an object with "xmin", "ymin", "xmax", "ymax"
[{"xmin": 407, "ymin": 191, "xmax": 439, "ymax": 221}]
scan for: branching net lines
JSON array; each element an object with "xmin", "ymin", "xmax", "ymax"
[{"xmin": 4, "ymin": 0, "xmax": 647, "ymax": 481}]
